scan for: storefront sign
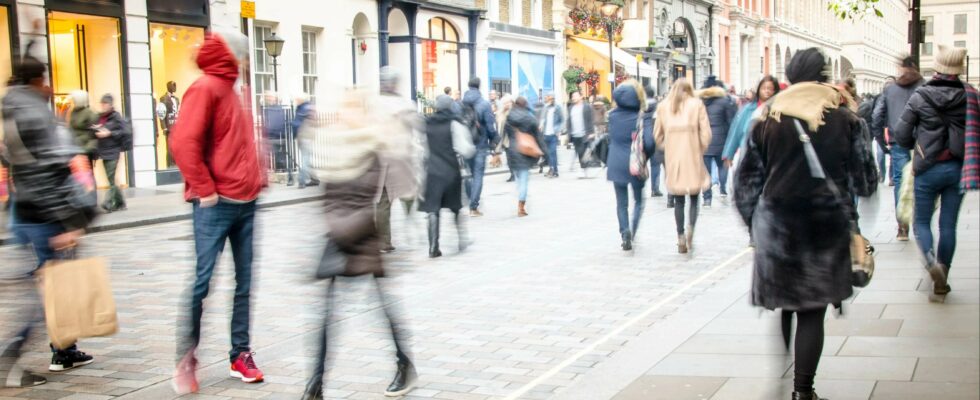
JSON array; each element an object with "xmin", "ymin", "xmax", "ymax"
[{"xmin": 240, "ymin": 0, "xmax": 255, "ymax": 19}]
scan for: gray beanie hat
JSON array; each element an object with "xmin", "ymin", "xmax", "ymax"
[{"xmin": 435, "ymin": 94, "xmax": 455, "ymax": 111}]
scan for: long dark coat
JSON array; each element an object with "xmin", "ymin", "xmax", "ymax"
[
  {"xmin": 734, "ymin": 105, "xmax": 877, "ymax": 311},
  {"xmin": 323, "ymin": 160, "xmax": 384, "ymax": 277}
]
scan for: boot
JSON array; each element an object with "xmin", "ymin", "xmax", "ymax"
[
  {"xmin": 384, "ymin": 361, "xmax": 417, "ymax": 397},
  {"xmin": 677, "ymin": 234, "xmax": 688, "ymax": 254},
  {"xmin": 896, "ymin": 223, "xmax": 909, "ymax": 241},
  {"xmin": 686, "ymin": 226, "xmax": 695, "ymax": 253},
  {"xmin": 666, "ymin": 195, "xmax": 675, "ymax": 208},
  {"xmin": 518, "ymin": 201, "xmax": 528, "ymax": 217},
  {"xmin": 454, "ymin": 212, "xmax": 471, "ymax": 252},
  {"xmin": 300, "ymin": 380, "xmax": 323, "ymax": 400},
  {"xmin": 928, "ymin": 263, "xmax": 951, "ymax": 295},
  {"xmin": 621, "ymin": 231, "xmax": 633, "ymax": 251},
  {"xmin": 791, "ymin": 391, "xmax": 827, "ymax": 400},
  {"xmin": 506, "ymin": 174, "xmax": 515, "ymax": 182},
  {"xmin": 427, "ymin": 213, "xmax": 441, "ymax": 258}
]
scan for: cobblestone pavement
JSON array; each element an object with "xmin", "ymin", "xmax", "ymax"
[{"xmin": 1, "ymin": 158, "xmax": 977, "ymax": 400}]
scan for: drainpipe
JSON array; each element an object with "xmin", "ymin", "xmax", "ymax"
[{"xmin": 708, "ymin": 5, "xmax": 714, "ymax": 77}]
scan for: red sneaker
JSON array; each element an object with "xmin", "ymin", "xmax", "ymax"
[
  {"xmin": 230, "ymin": 352, "xmax": 264, "ymax": 383},
  {"xmin": 172, "ymin": 353, "xmax": 199, "ymax": 394}
]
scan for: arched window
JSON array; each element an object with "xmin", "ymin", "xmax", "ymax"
[{"xmin": 422, "ymin": 18, "xmax": 461, "ymax": 102}]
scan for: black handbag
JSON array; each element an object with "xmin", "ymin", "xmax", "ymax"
[{"xmin": 315, "ymin": 238, "xmax": 346, "ymax": 280}]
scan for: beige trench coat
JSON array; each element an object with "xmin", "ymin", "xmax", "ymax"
[{"xmin": 654, "ymin": 98, "xmax": 712, "ymax": 195}]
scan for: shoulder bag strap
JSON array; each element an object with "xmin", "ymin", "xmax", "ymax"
[{"xmin": 792, "ymin": 119, "xmax": 856, "ymax": 231}]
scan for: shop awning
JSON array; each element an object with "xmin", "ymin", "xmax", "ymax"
[{"xmin": 571, "ymin": 37, "xmax": 657, "ymax": 78}]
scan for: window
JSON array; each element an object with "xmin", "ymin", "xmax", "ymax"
[
  {"xmin": 954, "ymin": 14, "xmax": 966, "ymax": 34},
  {"xmin": 922, "ymin": 42, "xmax": 933, "ymax": 56},
  {"xmin": 302, "ymin": 30, "xmax": 317, "ymax": 103},
  {"xmin": 923, "ymin": 16, "xmax": 933, "ymax": 36},
  {"xmin": 954, "ymin": 41, "xmax": 966, "ymax": 48},
  {"xmin": 253, "ymin": 25, "xmax": 274, "ymax": 106}
]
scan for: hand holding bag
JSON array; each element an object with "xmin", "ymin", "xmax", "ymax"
[
  {"xmin": 38, "ymin": 255, "xmax": 119, "ymax": 349},
  {"xmin": 793, "ymin": 119, "xmax": 875, "ymax": 288}
]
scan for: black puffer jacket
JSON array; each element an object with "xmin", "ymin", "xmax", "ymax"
[
  {"xmin": 96, "ymin": 110, "xmax": 129, "ymax": 160},
  {"xmin": 893, "ymin": 77, "xmax": 967, "ymax": 176},
  {"xmin": 698, "ymin": 86, "xmax": 737, "ymax": 156}
]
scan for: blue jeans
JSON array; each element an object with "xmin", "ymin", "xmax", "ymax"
[
  {"xmin": 703, "ymin": 155, "xmax": 728, "ymax": 200},
  {"xmin": 298, "ymin": 139, "xmax": 314, "ymax": 185},
  {"xmin": 891, "ymin": 146, "xmax": 911, "ymax": 208},
  {"xmin": 650, "ymin": 151, "xmax": 665, "ymax": 194},
  {"xmin": 912, "ymin": 161, "xmax": 964, "ymax": 268},
  {"xmin": 466, "ymin": 148, "xmax": 488, "ymax": 210},
  {"xmin": 544, "ymin": 135, "xmax": 559, "ymax": 172},
  {"xmin": 876, "ymin": 143, "xmax": 888, "ymax": 181},
  {"xmin": 179, "ymin": 200, "xmax": 256, "ymax": 362},
  {"xmin": 515, "ymin": 168, "xmax": 529, "ymax": 201},
  {"xmin": 614, "ymin": 181, "xmax": 645, "ymax": 236}
]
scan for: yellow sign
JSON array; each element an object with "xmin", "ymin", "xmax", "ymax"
[{"xmin": 241, "ymin": 0, "xmax": 255, "ymax": 19}]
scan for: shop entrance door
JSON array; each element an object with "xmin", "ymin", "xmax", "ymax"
[{"xmin": 47, "ymin": 11, "xmax": 126, "ymax": 190}]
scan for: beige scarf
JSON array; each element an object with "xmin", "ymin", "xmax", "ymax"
[{"xmin": 767, "ymin": 82, "xmax": 843, "ymax": 132}]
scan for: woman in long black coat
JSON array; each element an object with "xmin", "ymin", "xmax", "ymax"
[{"xmin": 734, "ymin": 48, "xmax": 877, "ymax": 400}]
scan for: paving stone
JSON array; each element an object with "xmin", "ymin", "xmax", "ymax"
[
  {"xmin": 912, "ymin": 357, "xmax": 980, "ymax": 384},
  {"xmin": 612, "ymin": 375, "xmax": 725, "ymax": 400},
  {"xmin": 870, "ymin": 381, "xmax": 980, "ymax": 400}
]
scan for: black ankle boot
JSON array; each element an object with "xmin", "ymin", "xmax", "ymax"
[
  {"xmin": 427, "ymin": 213, "xmax": 441, "ymax": 258},
  {"xmin": 300, "ymin": 380, "xmax": 323, "ymax": 400},
  {"xmin": 792, "ymin": 391, "xmax": 826, "ymax": 400},
  {"xmin": 384, "ymin": 361, "xmax": 417, "ymax": 397},
  {"xmin": 621, "ymin": 231, "xmax": 632, "ymax": 251}
]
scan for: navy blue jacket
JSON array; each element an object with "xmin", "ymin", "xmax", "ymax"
[
  {"xmin": 291, "ymin": 102, "xmax": 313, "ymax": 135},
  {"xmin": 263, "ymin": 105, "xmax": 287, "ymax": 140},
  {"xmin": 606, "ymin": 84, "xmax": 655, "ymax": 184},
  {"xmin": 462, "ymin": 88, "xmax": 499, "ymax": 150},
  {"xmin": 698, "ymin": 86, "xmax": 737, "ymax": 156}
]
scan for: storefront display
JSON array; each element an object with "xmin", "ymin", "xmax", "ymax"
[
  {"xmin": 421, "ymin": 17, "xmax": 460, "ymax": 101},
  {"xmin": 149, "ymin": 22, "xmax": 204, "ymax": 170},
  {"xmin": 47, "ymin": 10, "xmax": 126, "ymax": 189},
  {"xmin": 0, "ymin": 5, "xmax": 11, "ymax": 97},
  {"xmin": 517, "ymin": 52, "xmax": 554, "ymax": 106}
]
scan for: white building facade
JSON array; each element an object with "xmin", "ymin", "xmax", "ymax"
[
  {"xmin": 920, "ymin": 0, "xmax": 979, "ymax": 87},
  {"xmin": 840, "ymin": 0, "xmax": 909, "ymax": 95}
]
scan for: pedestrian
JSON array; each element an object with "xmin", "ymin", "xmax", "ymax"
[
  {"xmin": 606, "ymin": 81, "xmax": 655, "ymax": 250},
  {"xmin": 565, "ymin": 91, "xmax": 596, "ymax": 177},
  {"xmin": 375, "ymin": 67, "xmax": 422, "ymax": 254},
  {"xmin": 263, "ymin": 91, "xmax": 292, "ymax": 185},
  {"xmin": 873, "ymin": 55, "xmax": 925, "ymax": 241},
  {"xmin": 293, "ymin": 94, "xmax": 319, "ymax": 189},
  {"xmin": 858, "ymin": 91, "xmax": 887, "ymax": 182},
  {"xmin": 722, "ymin": 75, "xmax": 781, "ymax": 169},
  {"xmin": 489, "ymin": 89, "xmax": 500, "ymax": 114},
  {"xmin": 169, "ymin": 29, "xmax": 266, "ymax": 393},
  {"xmin": 301, "ymin": 88, "xmax": 417, "ymax": 399},
  {"xmin": 653, "ymin": 78, "xmax": 711, "ymax": 254},
  {"xmin": 646, "ymin": 85, "xmax": 665, "ymax": 198},
  {"xmin": 462, "ymin": 77, "xmax": 499, "ymax": 217},
  {"xmin": 1, "ymin": 47, "xmax": 99, "ymax": 388},
  {"xmin": 733, "ymin": 47, "xmax": 878, "ymax": 400},
  {"xmin": 95, "ymin": 93, "xmax": 129, "ymax": 212},
  {"xmin": 538, "ymin": 92, "xmax": 565, "ymax": 178},
  {"xmin": 592, "ymin": 95, "xmax": 609, "ymax": 136},
  {"xmin": 69, "ymin": 90, "xmax": 99, "ymax": 163},
  {"xmin": 697, "ymin": 76, "xmax": 738, "ymax": 207},
  {"xmin": 892, "ymin": 45, "xmax": 977, "ymax": 295},
  {"xmin": 504, "ymin": 97, "xmax": 546, "ymax": 217},
  {"xmin": 492, "ymin": 94, "xmax": 514, "ymax": 175},
  {"xmin": 421, "ymin": 95, "xmax": 475, "ymax": 258}
]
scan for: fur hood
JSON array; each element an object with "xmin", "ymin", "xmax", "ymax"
[{"xmin": 696, "ymin": 86, "xmax": 728, "ymax": 99}]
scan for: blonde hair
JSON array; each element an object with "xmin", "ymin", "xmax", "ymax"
[{"xmin": 667, "ymin": 78, "xmax": 694, "ymax": 115}]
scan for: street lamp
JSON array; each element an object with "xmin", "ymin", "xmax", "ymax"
[
  {"xmin": 264, "ymin": 32, "xmax": 285, "ymax": 92},
  {"xmin": 600, "ymin": 1, "xmax": 620, "ymax": 90}
]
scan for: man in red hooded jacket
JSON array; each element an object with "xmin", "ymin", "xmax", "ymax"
[{"xmin": 168, "ymin": 28, "xmax": 265, "ymax": 394}]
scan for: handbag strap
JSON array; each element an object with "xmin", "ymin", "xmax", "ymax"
[{"xmin": 792, "ymin": 119, "xmax": 857, "ymax": 231}]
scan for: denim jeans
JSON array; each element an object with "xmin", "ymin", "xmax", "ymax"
[
  {"xmin": 179, "ymin": 200, "xmax": 256, "ymax": 363},
  {"xmin": 649, "ymin": 151, "xmax": 665, "ymax": 194},
  {"xmin": 703, "ymin": 155, "xmax": 728, "ymax": 200},
  {"xmin": 298, "ymin": 139, "xmax": 314, "ymax": 185},
  {"xmin": 891, "ymin": 146, "xmax": 911, "ymax": 208},
  {"xmin": 876, "ymin": 143, "xmax": 888, "ymax": 182},
  {"xmin": 465, "ymin": 148, "xmax": 488, "ymax": 210},
  {"xmin": 912, "ymin": 161, "xmax": 964, "ymax": 268},
  {"xmin": 544, "ymin": 135, "xmax": 559, "ymax": 172},
  {"xmin": 614, "ymin": 181, "xmax": 645, "ymax": 236},
  {"xmin": 515, "ymin": 168, "xmax": 530, "ymax": 201}
]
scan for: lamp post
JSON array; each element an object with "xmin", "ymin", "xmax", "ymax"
[
  {"xmin": 600, "ymin": 1, "xmax": 620, "ymax": 91},
  {"xmin": 264, "ymin": 32, "xmax": 285, "ymax": 92}
]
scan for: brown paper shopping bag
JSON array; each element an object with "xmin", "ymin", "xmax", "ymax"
[{"xmin": 38, "ymin": 257, "xmax": 119, "ymax": 349}]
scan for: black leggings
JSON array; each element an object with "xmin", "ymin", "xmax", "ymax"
[
  {"xmin": 783, "ymin": 307, "xmax": 827, "ymax": 393},
  {"xmin": 672, "ymin": 194, "xmax": 700, "ymax": 235}
]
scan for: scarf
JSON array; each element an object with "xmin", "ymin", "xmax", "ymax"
[
  {"xmin": 766, "ymin": 82, "xmax": 842, "ymax": 132},
  {"xmin": 962, "ymin": 82, "xmax": 980, "ymax": 191}
]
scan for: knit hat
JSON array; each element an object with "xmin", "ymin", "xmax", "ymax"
[
  {"xmin": 934, "ymin": 45, "xmax": 966, "ymax": 75},
  {"xmin": 435, "ymin": 94, "xmax": 455, "ymax": 111}
]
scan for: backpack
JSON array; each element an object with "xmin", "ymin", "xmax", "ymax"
[
  {"xmin": 119, "ymin": 118, "xmax": 134, "ymax": 151},
  {"xmin": 459, "ymin": 103, "xmax": 481, "ymax": 143}
]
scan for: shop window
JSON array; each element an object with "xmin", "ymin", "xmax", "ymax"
[
  {"xmin": 47, "ymin": 11, "xmax": 127, "ymax": 189},
  {"xmin": 253, "ymin": 25, "xmax": 275, "ymax": 106},
  {"xmin": 149, "ymin": 22, "xmax": 204, "ymax": 171},
  {"xmin": 517, "ymin": 52, "xmax": 553, "ymax": 106},
  {"xmin": 0, "ymin": 6, "xmax": 9, "ymax": 140},
  {"xmin": 302, "ymin": 30, "xmax": 318, "ymax": 103},
  {"xmin": 422, "ymin": 18, "xmax": 460, "ymax": 102}
]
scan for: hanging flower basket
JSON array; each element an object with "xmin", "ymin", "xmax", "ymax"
[{"xmin": 563, "ymin": 66, "xmax": 588, "ymax": 94}]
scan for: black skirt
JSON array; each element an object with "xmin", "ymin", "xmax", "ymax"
[{"xmin": 419, "ymin": 174, "xmax": 463, "ymax": 213}]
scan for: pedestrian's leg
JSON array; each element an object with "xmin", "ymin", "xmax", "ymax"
[
  {"xmin": 630, "ymin": 180, "xmax": 645, "ymax": 235},
  {"xmin": 702, "ymin": 156, "xmax": 713, "ymax": 202},
  {"xmin": 376, "ymin": 188, "xmax": 393, "ymax": 250},
  {"xmin": 227, "ymin": 202, "xmax": 256, "ymax": 362},
  {"xmin": 674, "ymin": 195, "xmax": 686, "ymax": 235},
  {"xmin": 547, "ymin": 136, "xmax": 559, "ymax": 173},
  {"xmin": 305, "ymin": 278, "xmax": 335, "ymax": 394},
  {"xmin": 374, "ymin": 278, "xmax": 411, "ymax": 364},
  {"xmin": 427, "ymin": 212, "xmax": 441, "ymax": 257},
  {"xmin": 891, "ymin": 147, "xmax": 911, "ymax": 207},
  {"xmin": 936, "ymin": 173, "xmax": 964, "ymax": 268},
  {"xmin": 614, "ymin": 182, "xmax": 628, "ymax": 236},
  {"xmin": 103, "ymin": 159, "xmax": 118, "ymax": 209},
  {"xmin": 516, "ymin": 169, "xmax": 529, "ymax": 202},
  {"xmin": 469, "ymin": 150, "xmax": 487, "ymax": 210},
  {"xmin": 876, "ymin": 144, "xmax": 886, "ymax": 182},
  {"xmin": 912, "ymin": 175, "xmax": 940, "ymax": 264},
  {"xmin": 688, "ymin": 194, "xmax": 700, "ymax": 228},
  {"xmin": 716, "ymin": 156, "xmax": 729, "ymax": 196},
  {"xmin": 793, "ymin": 307, "xmax": 827, "ymax": 395},
  {"xmin": 453, "ymin": 210, "xmax": 469, "ymax": 251},
  {"xmin": 178, "ymin": 203, "xmax": 232, "ymax": 359}
]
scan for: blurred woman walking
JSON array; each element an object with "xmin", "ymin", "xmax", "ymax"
[
  {"xmin": 654, "ymin": 78, "xmax": 711, "ymax": 253},
  {"xmin": 734, "ymin": 48, "xmax": 877, "ymax": 400},
  {"xmin": 605, "ymin": 80, "xmax": 655, "ymax": 250},
  {"xmin": 503, "ymin": 97, "xmax": 546, "ymax": 217}
]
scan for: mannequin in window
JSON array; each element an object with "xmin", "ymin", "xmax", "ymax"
[{"xmin": 157, "ymin": 81, "xmax": 180, "ymax": 135}]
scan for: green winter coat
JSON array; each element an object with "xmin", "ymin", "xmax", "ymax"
[{"xmin": 70, "ymin": 107, "xmax": 99, "ymax": 157}]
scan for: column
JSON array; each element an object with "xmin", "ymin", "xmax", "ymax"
[{"xmin": 124, "ymin": 0, "xmax": 156, "ymax": 188}]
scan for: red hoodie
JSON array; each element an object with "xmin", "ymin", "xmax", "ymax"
[{"xmin": 169, "ymin": 33, "xmax": 264, "ymax": 202}]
